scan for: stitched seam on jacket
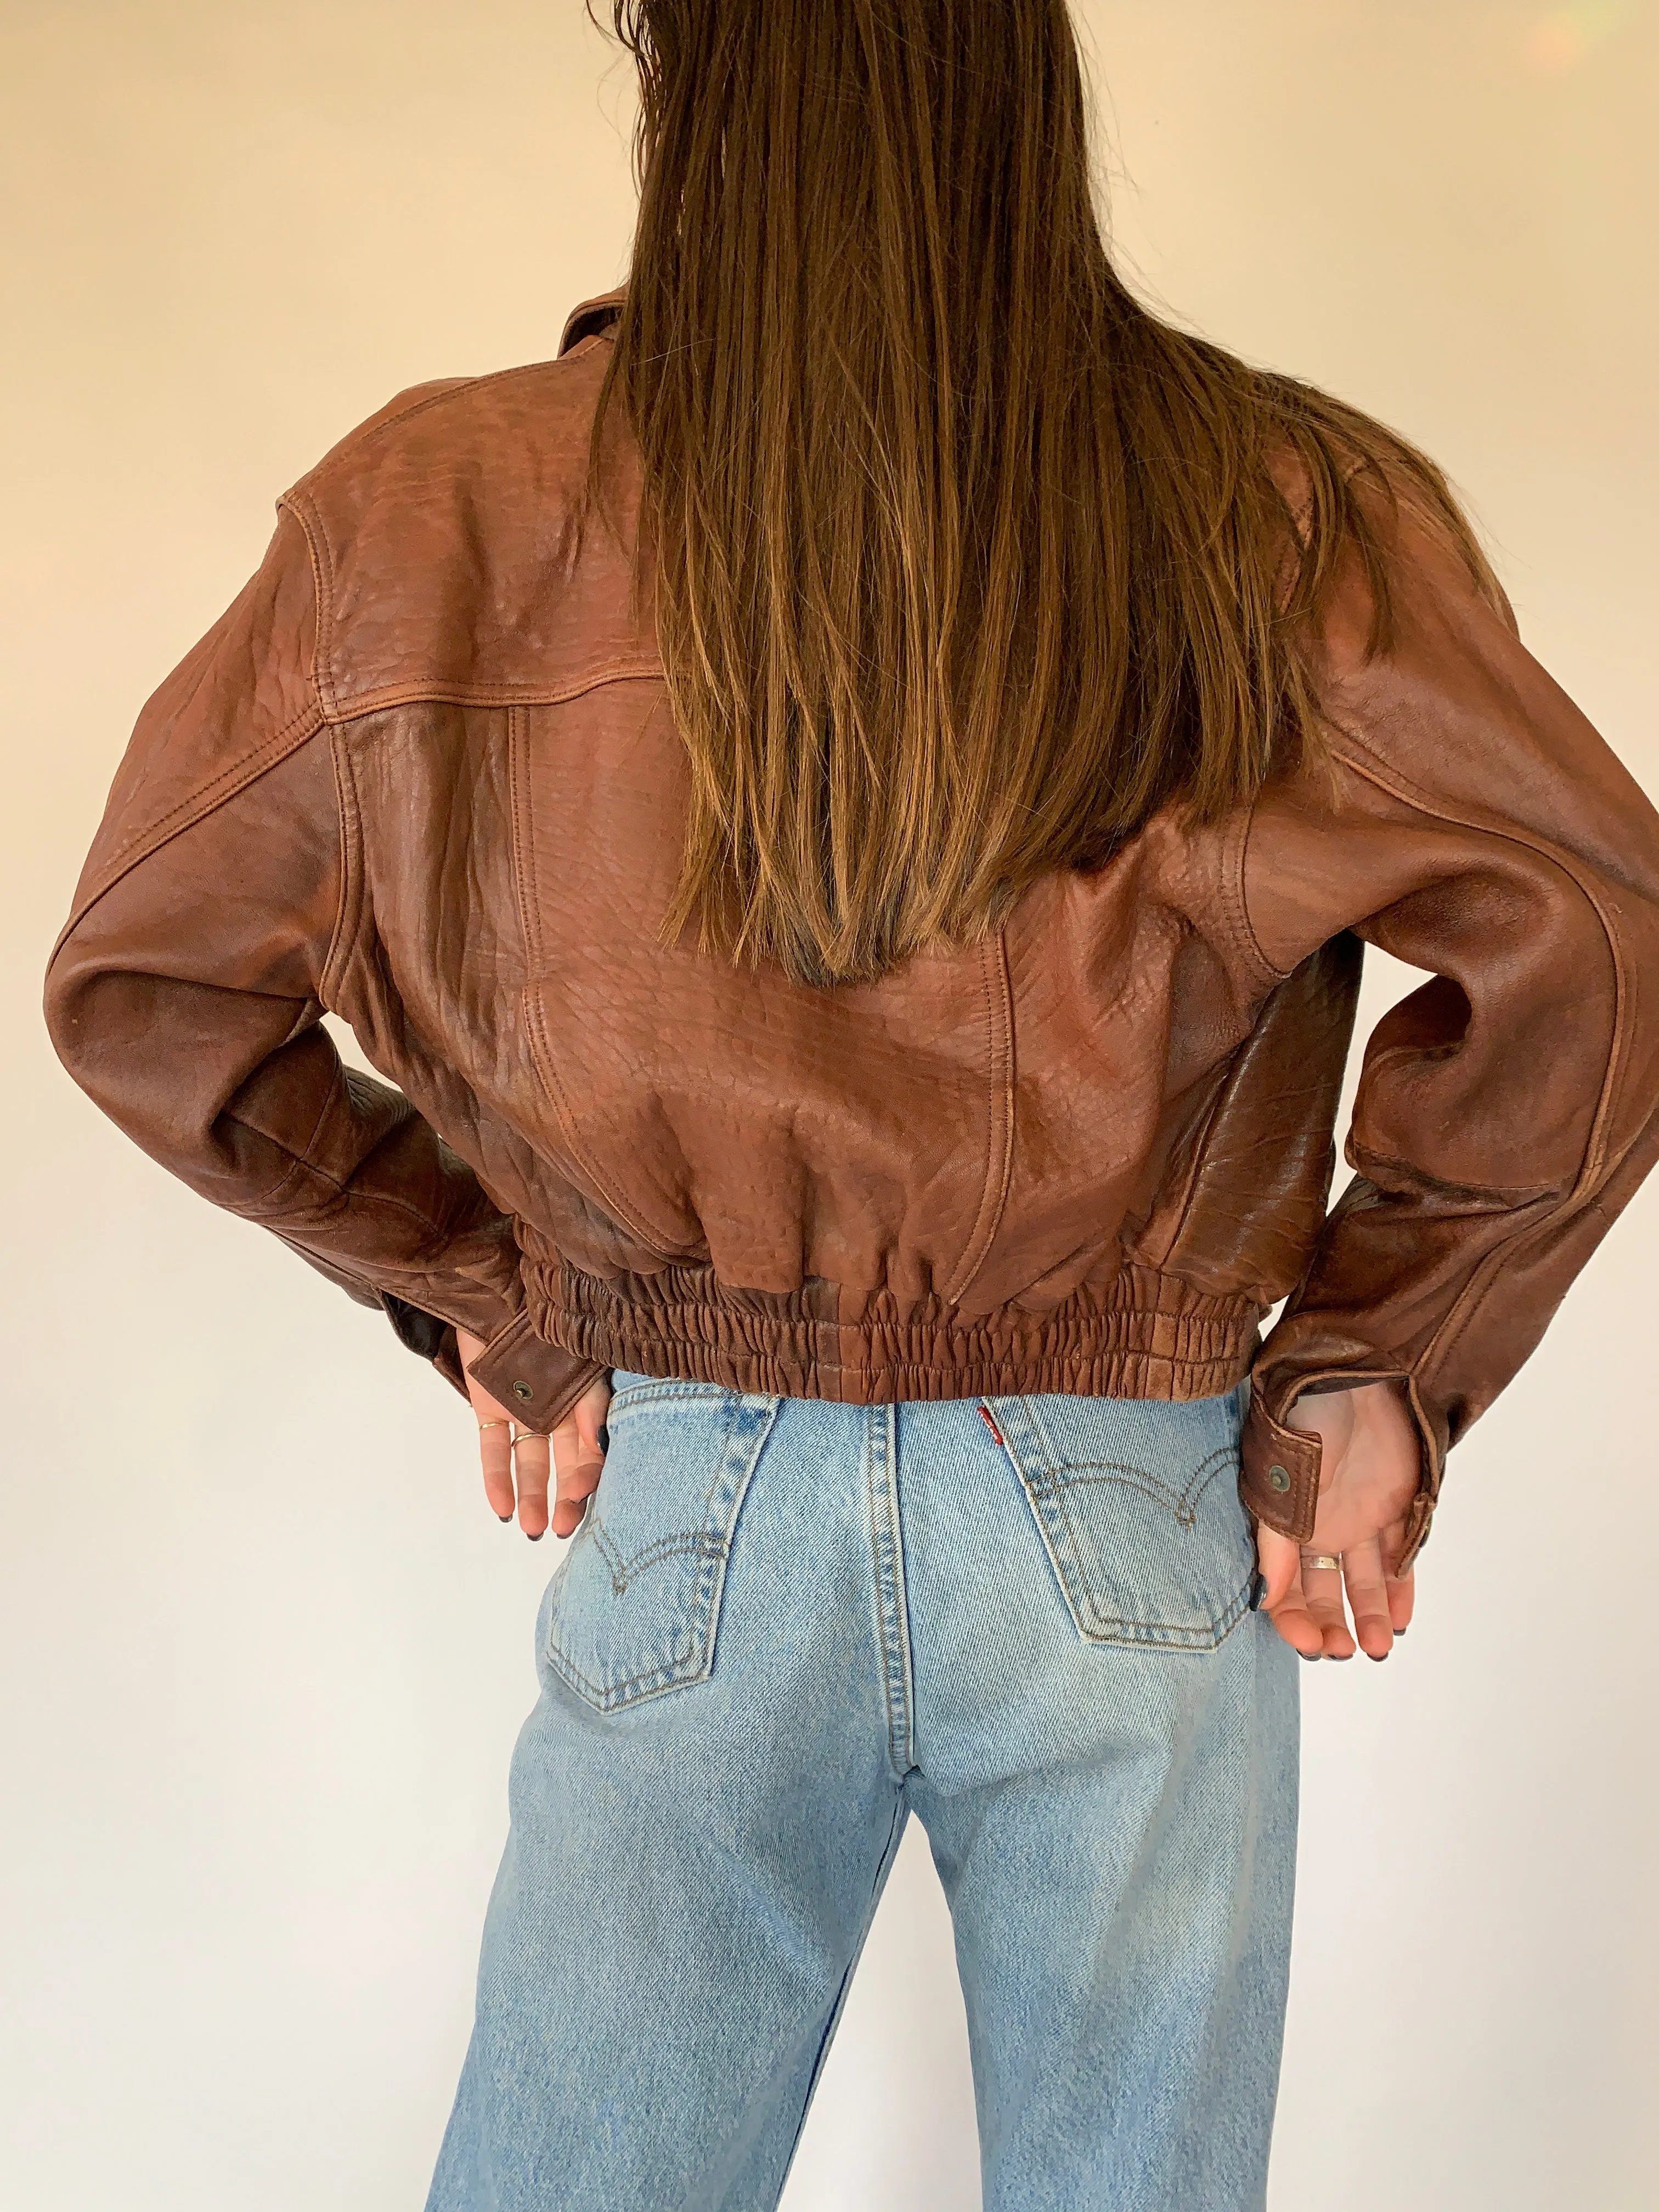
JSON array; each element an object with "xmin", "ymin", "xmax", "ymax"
[
  {"xmin": 304, "ymin": 662, "xmax": 667, "ymax": 723},
  {"xmin": 941, "ymin": 930, "xmax": 1017, "ymax": 1305},
  {"xmin": 1227, "ymin": 799, "xmax": 1294, "ymax": 987},
  {"xmin": 521, "ymin": 991, "xmax": 683, "ymax": 1260},
  {"xmin": 303, "ymin": 731, "xmax": 456, "ymax": 1239},
  {"xmin": 551, "ymin": 1344, "xmax": 1256, "ymax": 1395},
  {"xmin": 307, "ymin": 732, "xmax": 476, "ymax": 1243},
  {"xmin": 319, "ymin": 728, "xmax": 363, "ymax": 1009},
  {"xmin": 510, "ymin": 703, "xmax": 684, "ymax": 1259},
  {"xmin": 51, "ymin": 700, "xmax": 327, "ymax": 961},
  {"xmin": 507, "ymin": 706, "xmax": 544, "ymax": 971},
  {"xmin": 280, "ymin": 494, "xmax": 339, "ymax": 719},
  {"xmin": 278, "ymin": 354, "xmax": 618, "ymax": 705},
  {"xmin": 548, "ymin": 1260, "xmax": 1255, "ymax": 1323},
  {"xmin": 289, "ymin": 488, "xmax": 331, "ymax": 699},
  {"xmin": 543, "ymin": 1293, "xmax": 1258, "ymax": 1384}
]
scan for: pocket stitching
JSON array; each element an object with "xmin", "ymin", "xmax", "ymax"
[
  {"xmin": 546, "ymin": 1541, "xmax": 721, "ymax": 1705},
  {"xmin": 545, "ymin": 1640, "xmax": 708, "ymax": 1707},
  {"xmin": 1027, "ymin": 1477, "xmax": 1250, "ymax": 1645},
  {"xmin": 544, "ymin": 1396, "xmax": 778, "ymax": 1710},
  {"xmin": 996, "ymin": 1402, "xmax": 1252, "ymax": 1649},
  {"xmin": 547, "ymin": 1398, "xmax": 737, "ymax": 1700},
  {"xmin": 588, "ymin": 1519, "xmax": 730, "ymax": 1595},
  {"xmin": 1038, "ymin": 1443, "xmax": 1239, "ymax": 1528}
]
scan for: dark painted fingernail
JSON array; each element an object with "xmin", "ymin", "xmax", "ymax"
[
  {"xmin": 1248, "ymin": 1571, "xmax": 1268, "ymax": 1611},
  {"xmin": 1368, "ymin": 1652, "xmax": 1387, "ymax": 1663},
  {"xmin": 496, "ymin": 1514, "xmax": 512, "ymax": 1523},
  {"xmin": 1298, "ymin": 1650, "xmax": 1321, "ymax": 1662},
  {"xmin": 527, "ymin": 1531, "xmax": 543, "ymax": 1542},
  {"xmin": 1329, "ymin": 1653, "xmax": 1353, "ymax": 1661},
  {"xmin": 1395, "ymin": 1627, "xmax": 1407, "ymax": 1638}
]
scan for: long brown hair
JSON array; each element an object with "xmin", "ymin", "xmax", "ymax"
[{"xmin": 585, "ymin": 0, "xmax": 1502, "ymax": 986}]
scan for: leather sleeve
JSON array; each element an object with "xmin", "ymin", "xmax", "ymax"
[
  {"xmin": 42, "ymin": 510, "xmax": 528, "ymax": 1404},
  {"xmin": 1239, "ymin": 501, "xmax": 1659, "ymax": 1562}
]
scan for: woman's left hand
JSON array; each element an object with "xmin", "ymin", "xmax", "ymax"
[
  {"xmin": 1254, "ymin": 1379, "xmax": 1420, "ymax": 1661},
  {"xmin": 454, "ymin": 1328, "xmax": 611, "ymax": 1539}
]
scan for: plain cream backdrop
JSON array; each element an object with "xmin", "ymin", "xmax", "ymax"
[{"xmin": 4, "ymin": 3, "xmax": 1656, "ymax": 2207}]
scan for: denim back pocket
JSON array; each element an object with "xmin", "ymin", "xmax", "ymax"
[
  {"xmin": 544, "ymin": 1377, "xmax": 779, "ymax": 1713},
  {"xmin": 988, "ymin": 1386, "xmax": 1254, "ymax": 1651}
]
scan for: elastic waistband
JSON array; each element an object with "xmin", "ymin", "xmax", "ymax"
[{"xmin": 528, "ymin": 1258, "xmax": 1260, "ymax": 1405}]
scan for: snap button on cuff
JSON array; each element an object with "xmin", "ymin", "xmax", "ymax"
[
  {"xmin": 1267, "ymin": 1463, "xmax": 1291, "ymax": 1493},
  {"xmin": 512, "ymin": 1379, "xmax": 535, "ymax": 1402}
]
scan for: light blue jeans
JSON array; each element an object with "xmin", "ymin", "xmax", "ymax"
[{"xmin": 427, "ymin": 1373, "xmax": 1299, "ymax": 2212}]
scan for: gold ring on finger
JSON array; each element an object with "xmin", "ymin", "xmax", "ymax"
[
  {"xmin": 477, "ymin": 1419, "xmax": 510, "ymax": 1432},
  {"xmin": 1300, "ymin": 1551, "xmax": 1342, "ymax": 1572}
]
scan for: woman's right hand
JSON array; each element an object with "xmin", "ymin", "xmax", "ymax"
[
  {"xmin": 1254, "ymin": 1380, "xmax": 1420, "ymax": 1661},
  {"xmin": 454, "ymin": 1328, "xmax": 611, "ymax": 1540}
]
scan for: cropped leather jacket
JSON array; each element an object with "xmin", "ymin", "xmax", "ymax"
[{"xmin": 45, "ymin": 287, "xmax": 1659, "ymax": 1567}]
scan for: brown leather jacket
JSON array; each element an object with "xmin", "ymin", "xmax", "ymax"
[{"xmin": 45, "ymin": 287, "xmax": 1659, "ymax": 1566}]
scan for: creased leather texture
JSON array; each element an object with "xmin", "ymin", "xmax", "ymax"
[{"xmin": 44, "ymin": 286, "xmax": 1659, "ymax": 1561}]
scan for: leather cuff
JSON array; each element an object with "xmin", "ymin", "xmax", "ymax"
[
  {"xmin": 1396, "ymin": 1487, "xmax": 1436, "ymax": 1575},
  {"xmin": 1239, "ymin": 1391, "xmax": 1323, "ymax": 1541},
  {"xmin": 1241, "ymin": 1368, "xmax": 1442, "ymax": 1566},
  {"xmin": 464, "ymin": 1308, "xmax": 608, "ymax": 1433},
  {"xmin": 1393, "ymin": 1383, "xmax": 1442, "ymax": 1574}
]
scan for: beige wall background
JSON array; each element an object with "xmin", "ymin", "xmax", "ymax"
[{"xmin": 4, "ymin": 3, "xmax": 1656, "ymax": 2206}]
